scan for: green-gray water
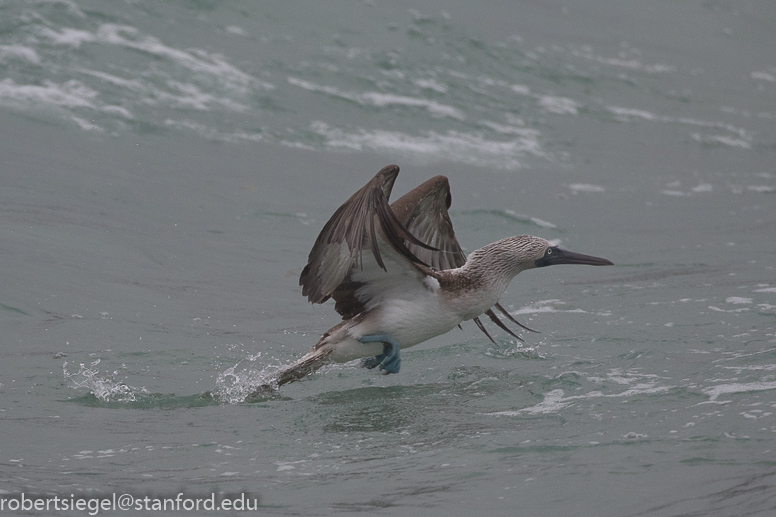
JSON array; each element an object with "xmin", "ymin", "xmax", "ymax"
[{"xmin": 2, "ymin": 1, "xmax": 775, "ymax": 515}]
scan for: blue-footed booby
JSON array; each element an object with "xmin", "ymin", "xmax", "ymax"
[{"xmin": 265, "ymin": 165, "xmax": 613, "ymax": 389}]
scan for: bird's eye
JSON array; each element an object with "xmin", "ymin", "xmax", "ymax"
[{"xmin": 547, "ymin": 248, "xmax": 552, "ymax": 255}]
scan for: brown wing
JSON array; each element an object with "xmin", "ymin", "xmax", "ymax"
[
  {"xmin": 390, "ymin": 175, "xmax": 467, "ymax": 270},
  {"xmin": 328, "ymin": 173, "xmax": 466, "ymax": 319},
  {"xmin": 300, "ymin": 165, "xmax": 538, "ymax": 340},
  {"xmin": 299, "ymin": 164, "xmax": 434, "ymax": 305}
]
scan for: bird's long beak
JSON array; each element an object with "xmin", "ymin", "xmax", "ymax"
[{"xmin": 535, "ymin": 246, "xmax": 614, "ymax": 268}]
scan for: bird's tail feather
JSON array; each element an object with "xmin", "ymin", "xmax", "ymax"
[{"xmin": 251, "ymin": 346, "xmax": 333, "ymax": 395}]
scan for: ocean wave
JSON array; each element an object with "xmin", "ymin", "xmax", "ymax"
[
  {"xmin": 0, "ymin": 78, "xmax": 97, "ymax": 108},
  {"xmin": 489, "ymin": 383, "xmax": 675, "ymax": 417},
  {"xmin": 307, "ymin": 121, "xmax": 545, "ymax": 170},
  {"xmin": 701, "ymin": 381, "xmax": 776, "ymax": 403},
  {"xmin": 2, "ymin": 1, "xmax": 767, "ymax": 170},
  {"xmin": 0, "ymin": 44, "xmax": 41, "ymax": 64},
  {"xmin": 38, "ymin": 24, "xmax": 271, "ymax": 93},
  {"xmin": 511, "ymin": 299, "xmax": 588, "ymax": 315},
  {"xmin": 607, "ymin": 105, "xmax": 753, "ymax": 149},
  {"xmin": 568, "ymin": 46, "xmax": 676, "ymax": 74},
  {"xmin": 288, "ymin": 77, "xmax": 464, "ymax": 120}
]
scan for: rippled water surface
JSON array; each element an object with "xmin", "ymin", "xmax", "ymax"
[{"xmin": 2, "ymin": 1, "xmax": 776, "ymax": 515}]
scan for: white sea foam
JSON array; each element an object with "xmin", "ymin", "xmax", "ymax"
[
  {"xmin": 608, "ymin": 105, "xmax": 752, "ymax": 149},
  {"xmin": 164, "ymin": 119, "xmax": 264, "ymax": 143},
  {"xmin": 96, "ymin": 24, "xmax": 264, "ymax": 91},
  {"xmin": 690, "ymin": 183, "xmax": 713, "ymax": 193},
  {"xmin": 529, "ymin": 217, "xmax": 556, "ymax": 229},
  {"xmin": 37, "ymin": 26, "xmax": 96, "ymax": 47},
  {"xmin": 101, "ymin": 105, "xmax": 133, "ymax": 119},
  {"xmin": 751, "ymin": 71, "xmax": 776, "ymax": 82},
  {"xmin": 708, "ymin": 305, "xmax": 749, "ymax": 313},
  {"xmin": 71, "ymin": 116, "xmax": 103, "ymax": 132},
  {"xmin": 4, "ymin": 21, "xmax": 272, "ymax": 134},
  {"xmin": 79, "ymin": 68, "xmax": 248, "ymax": 113},
  {"xmin": 0, "ymin": 78, "xmax": 109, "ymax": 131},
  {"xmin": 160, "ymin": 81, "xmax": 250, "ymax": 111},
  {"xmin": 308, "ymin": 121, "xmax": 545, "ymax": 170},
  {"xmin": 510, "ymin": 84, "xmax": 531, "ymax": 95},
  {"xmin": 568, "ymin": 183, "xmax": 605, "ymax": 193},
  {"xmin": 0, "ymin": 45, "xmax": 41, "ymax": 64},
  {"xmin": 39, "ymin": 23, "xmax": 271, "ymax": 93},
  {"xmin": 507, "ymin": 389, "xmax": 573, "ymax": 415},
  {"xmin": 502, "ymin": 210, "xmax": 557, "ymax": 228},
  {"xmin": 489, "ymin": 380, "xmax": 674, "ymax": 416},
  {"xmin": 538, "ymin": 95, "xmax": 579, "ymax": 115},
  {"xmin": 608, "ymin": 107, "xmax": 656, "ymax": 121},
  {"xmin": 413, "ymin": 78, "xmax": 448, "ymax": 93},
  {"xmin": 701, "ymin": 381, "xmax": 776, "ymax": 403},
  {"xmin": 524, "ymin": 217, "xmax": 553, "ymax": 228},
  {"xmin": 76, "ymin": 69, "xmax": 146, "ymax": 91},
  {"xmin": 225, "ymin": 25, "xmax": 249, "ymax": 37},
  {"xmin": 747, "ymin": 186, "xmax": 776, "ymax": 193},
  {"xmin": 288, "ymin": 77, "xmax": 465, "ymax": 120},
  {"xmin": 32, "ymin": 0, "xmax": 86, "ymax": 17},
  {"xmin": 479, "ymin": 120, "xmax": 538, "ymax": 137},
  {"xmin": 361, "ymin": 92, "xmax": 465, "ymax": 119},
  {"xmin": 721, "ymin": 364, "xmax": 776, "ymax": 372},
  {"xmin": 511, "ymin": 299, "xmax": 587, "ymax": 315},
  {"xmin": 0, "ymin": 78, "xmax": 98, "ymax": 108},
  {"xmin": 568, "ymin": 47, "xmax": 676, "ymax": 74},
  {"xmin": 691, "ymin": 133, "xmax": 751, "ymax": 149}
]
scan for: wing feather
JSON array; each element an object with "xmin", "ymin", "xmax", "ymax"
[
  {"xmin": 390, "ymin": 175, "xmax": 467, "ymax": 271},
  {"xmin": 299, "ymin": 165, "xmax": 435, "ymax": 306}
]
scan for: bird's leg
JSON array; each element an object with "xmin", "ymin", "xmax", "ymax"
[{"xmin": 358, "ymin": 334, "xmax": 401, "ymax": 374}]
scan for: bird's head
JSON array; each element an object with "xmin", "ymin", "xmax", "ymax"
[
  {"xmin": 471, "ymin": 235, "xmax": 613, "ymax": 274},
  {"xmin": 463, "ymin": 236, "xmax": 613, "ymax": 284},
  {"xmin": 530, "ymin": 238, "xmax": 614, "ymax": 269}
]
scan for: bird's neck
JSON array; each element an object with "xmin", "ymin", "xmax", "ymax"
[
  {"xmin": 461, "ymin": 239, "xmax": 528, "ymax": 283},
  {"xmin": 438, "ymin": 242, "xmax": 528, "ymax": 320}
]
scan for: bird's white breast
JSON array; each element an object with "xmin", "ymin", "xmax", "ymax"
[{"xmin": 372, "ymin": 288, "xmax": 462, "ymax": 348}]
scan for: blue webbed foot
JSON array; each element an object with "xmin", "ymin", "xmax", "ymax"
[{"xmin": 358, "ymin": 334, "xmax": 401, "ymax": 374}]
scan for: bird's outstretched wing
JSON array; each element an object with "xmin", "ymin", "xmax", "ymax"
[
  {"xmin": 299, "ymin": 165, "xmax": 434, "ymax": 306},
  {"xmin": 321, "ymin": 171, "xmax": 466, "ymax": 320},
  {"xmin": 390, "ymin": 175, "xmax": 467, "ymax": 270},
  {"xmin": 300, "ymin": 164, "xmax": 538, "ymax": 338}
]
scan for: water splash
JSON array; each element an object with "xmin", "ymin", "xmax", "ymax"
[
  {"xmin": 63, "ymin": 359, "xmax": 148, "ymax": 403},
  {"xmin": 484, "ymin": 342, "xmax": 546, "ymax": 360},
  {"xmin": 211, "ymin": 353, "xmax": 288, "ymax": 404}
]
